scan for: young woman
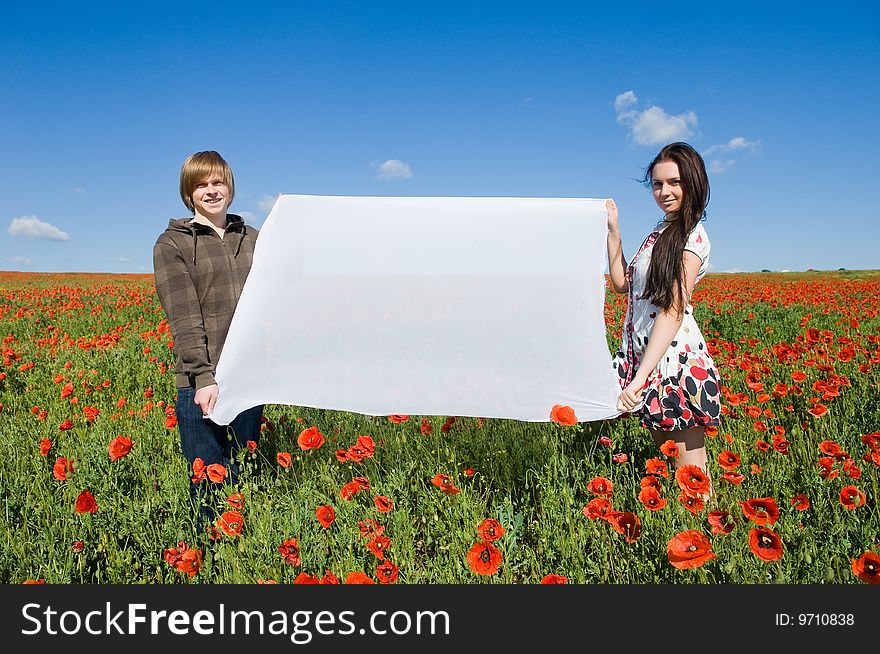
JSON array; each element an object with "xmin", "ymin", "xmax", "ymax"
[
  {"xmin": 606, "ymin": 142, "xmax": 722, "ymax": 490},
  {"xmin": 153, "ymin": 150, "xmax": 263, "ymax": 528}
]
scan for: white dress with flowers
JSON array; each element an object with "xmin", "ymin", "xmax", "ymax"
[{"xmin": 611, "ymin": 219, "xmax": 722, "ymax": 431}]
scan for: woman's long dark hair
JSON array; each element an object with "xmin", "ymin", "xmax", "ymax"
[{"xmin": 641, "ymin": 142, "xmax": 710, "ymax": 314}]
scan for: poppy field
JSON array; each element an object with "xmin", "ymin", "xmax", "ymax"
[{"xmin": 1, "ymin": 269, "xmax": 879, "ymax": 584}]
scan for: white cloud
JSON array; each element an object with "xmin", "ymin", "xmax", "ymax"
[
  {"xmin": 614, "ymin": 91, "xmax": 698, "ymax": 146},
  {"xmin": 703, "ymin": 136, "xmax": 759, "ymax": 156},
  {"xmin": 709, "ymin": 159, "xmax": 736, "ymax": 174},
  {"xmin": 614, "ymin": 90, "xmax": 637, "ymax": 113},
  {"xmin": 112, "ymin": 256, "xmax": 132, "ymax": 263},
  {"xmin": 522, "ymin": 97, "xmax": 534, "ymax": 107},
  {"xmin": 8, "ymin": 215, "xmax": 71, "ymax": 240},
  {"xmin": 238, "ymin": 210, "xmax": 256, "ymax": 223},
  {"xmin": 10, "ymin": 256, "xmax": 33, "ymax": 267},
  {"xmin": 73, "ymin": 187, "xmax": 86, "ymax": 195},
  {"xmin": 376, "ymin": 159, "xmax": 413, "ymax": 181},
  {"xmin": 257, "ymin": 195, "xmax": 277, "ymax": 212}
]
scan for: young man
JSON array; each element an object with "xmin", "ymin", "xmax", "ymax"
[{"xmin": 153, "ymin": 150, "xmax": 263, "ymax": 529}]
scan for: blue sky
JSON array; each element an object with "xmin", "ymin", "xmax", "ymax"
[{"xmin": 2, "ymin": 1, "xmax": 878, "ymax": 274}]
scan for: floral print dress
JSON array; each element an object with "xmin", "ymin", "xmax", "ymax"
[{"xmin": 611, "ymin": 219, "xmax": 722, "ymax": 431}]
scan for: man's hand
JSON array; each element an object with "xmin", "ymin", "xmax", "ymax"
[{"xmin": 194, "ymin": 384, "xmax": 219, "ymax": 417}]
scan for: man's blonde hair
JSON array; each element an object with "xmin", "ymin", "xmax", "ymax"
[{"xmin": 179, "ymin": 151, "xmax": 235, "ymax": 212}]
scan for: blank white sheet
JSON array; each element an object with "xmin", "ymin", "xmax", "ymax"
[{"xmin": 210, "ymin": 194, "xmax": 621, "ymax": 425}]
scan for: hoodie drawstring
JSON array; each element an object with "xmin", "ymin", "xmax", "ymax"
[{"xmin": 191, "ymin": 225, "xmax": 199, "ymax": 266}]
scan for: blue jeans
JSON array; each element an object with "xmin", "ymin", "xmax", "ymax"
[{"xmin": 176, "ymin": 386, "xmax": 263, "ymax": 529}]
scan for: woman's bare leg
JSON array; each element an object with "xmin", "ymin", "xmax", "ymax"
[{"xmin": 651, "ymin": 426, "xmax": 713, "ymax": 497}]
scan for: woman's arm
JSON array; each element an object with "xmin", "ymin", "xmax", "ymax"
[
  {"xmin": 617, "ymin": 250, "xmax": 703, "ymax": 411},
  {"xmin": 605, "ymin": 199, "xmax": 628, "ymax": 294}
]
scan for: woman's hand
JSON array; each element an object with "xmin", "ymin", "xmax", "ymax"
[
  {"xmin": 606, "ymin": 198, "xmax": 619, "ymax": 233},
  {"xmin": 194, "ymin": 384, "xmax": 219, "ymax": 417},
  {"xmin": 617, "ymin": 376, "xmax": 646, "ymax": 413}
]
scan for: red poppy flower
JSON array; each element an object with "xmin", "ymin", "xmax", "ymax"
[
  {"xmin": 717, "ymin": 451, "xmax": 741, "ymax": 471},
  {"xmin": 660, "ymin": 440, "xmax": 680, "ymax": 458},
  {"xmin": 358, "ymin": 519, "xmax": 385, "ymax": 540},
  {"xmin": 817, "ymin": 457, "xmax": 839, "ymax": 479},
  {"xmin": 191, "ymin": 458, "xmax": 206, "ymax": 483},
  {"xmin": 587, "ymin": 476, "xmax": 614, "ymax": 497},
  {"xmin": 679, "ymin": 492, "xmax": 705, "ymax": 515},
  {"xmin": 293, "ymin": 572, "xmax": 319, "ymax": 584},
  {"xmin": 808, "ymin": 403, "xmax": 828, "ymax": 418},
  {"xmin": 707, "ymin": 510, "xmax": 735, "ymax": 535},
  {"xmin": 464, "ymin": 467, "xmax": 476, "ymax": 477},
  {"xmin": 341, "ymin": 481, "xmax": 361, "ymax": 500},
  {"xmin": 755, "ymin": 439, "xmax": 770, "ymax": 452},
  {"xmin": 667, "ymin": 531, "xmax": 716, "ymax": 569},
  {"xmin": 638, "ymin": 486, "xmax": 667, "ymax": 511},
  {"xmin": 373, "ymin": 495, "xmax": 393, "ymax": 513},
  {"xmin": 39, "ymin": 438, "xmax": 52, "ymax": 457},
  {"xmin": 643, "ymin": 457, "xmax": 669, "ymax": 478},
  {"xmin": 540, "ymin": 574, "xmax": 568, "ymax": 584},
  {"xmin": 176, "ymin": 548, "xmax": 203, "ymax": 578},
  {"xmin": 749, "ymin": 528, "xmax": 784, "ymax": 561},
  {"xmin": 477, "ymin": 518, "xmax": 506, "ymax": 542},
  {"xmin": 217, "ymin": 510, "xmax": 243, "ymax": 537},
  {"xmin": 376, "ymin": 560, "xmax": 400, "ymax": 584},
  {"xmin": 366, "ymin": 535, "xmax": 391, "ymax": 560},
  {"xmin": 791, "ymin": 494, "xmax": 810, "ymax": 511},
  {"xmin": 440, "ymin": 416, "xmax": 457, "ymax": 433},
  {"xmin": 387, "ymin": 415, "xmax": 409, "ymax": 424},
  {"xmin": 466, "ymin": 541, "xmax": 503, "ymax": 576},
  {"xmin": 843, "ymin": 459, "xmax": 861, "ymax": 479},
  {"xmin": 276, "ymin": 452, "xmax": 292, "ymax": 468},
  {"xmin": 59, "ymin": 419, "xmax": 73, "ymax": 431},
  {"xmin": 791, "ymin": 371, "xmax": 807, "ymax": 383},
  {"xmin": 612, "ymin": 453, "xmax": 629, "ymax": 464},
  {"xmin": 356, "ymin": 434, "xmax": 375, "ymax": 455},
  {"xmin": 206, "ymin": 463, "xmax": 227, "ymax": 483},
  {"xmin": 246, "ymin": 440, "xmax": 258, "ymax": 453},
  {"xmin": 582, "ymin": 497, "xmax": 613, "ymax": 521},
  {"xmin": 772, "ymin": 434, "xmax": 790, "ymax": 455},
  {"xmin": 851, "ymin": 551, "xmax": 880, "ymax": 585},
  {"xmin": 675, "ymin": 465, "xmax": 711, "ymax": 498},
  {"xmin": 316, "ymin": 505, "xmax": 336, "ymax": 528},
  {"xmin": 108, "ymin": 435, "xmax": 133, "ymax": 461},
  {"xmin": 53, "ymin": 456, "xmax": 73, "ymax": 481},
  {"xmin": 278, "ymin": 538, "xmax": 301, "ymax": 566},
  {"xmin": 639, "ymin": 476, "xmax": 660, "ymax": 491},
  {"xmin": 431, "ymin": 473, "xmax": 461, "ymax": 495},
  {"xmin": 344, "ymin": 572, "xmax": 375, "ymax": 584},
  {"xmin": 840, "ymin": 485, "xmax": 866, "ymax": 509},
  {"xmin": 739, "ymin": 497, "xmax": 780, "ymax": 526},
  {"xmin": 550, "ymin": 404, "xmax": 577, "ymax": 426},
  {"xmin": 164, "ymin": 415, "xmax": 177, "ymax": 429},
  {"xmin": 297, "ymin": 425, "xmax": 325, "ymax": 451},
  {"xmin": 74, "ymin": 489, "xmax": 98, "ymax": 513},
  {"xmin": 609, "ymin": 512, "xmax": 641, "ymax": 543},
  {"xmin": 226, "ymin": 492, "xmax": 244, "ymax": 509},
  {"xmin": 321, "ymin": 571, "xmax": 341, "ymax": 584},
  {"xmin": 420, "ymin": 417, "xmax": 433, "ymax": 435},
  {"xmin": 335, "ymin": 449, "xmax": 350, "ymax": 462}
]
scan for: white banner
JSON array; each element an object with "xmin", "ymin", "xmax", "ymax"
[{"xmin": 210, "ymin": 195, "xmax": 621, "ymax": 424}]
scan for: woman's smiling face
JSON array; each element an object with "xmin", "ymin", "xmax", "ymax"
[{"xmin": 651, "ymin": 159, "xmax": 684, "ymax": 216}]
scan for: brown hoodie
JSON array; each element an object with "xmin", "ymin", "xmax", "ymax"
[{"xmin": 153, "ymin": 214, "xmax": 259, "ymax": 389}]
